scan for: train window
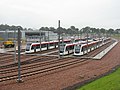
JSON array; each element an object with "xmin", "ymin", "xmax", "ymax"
[
  {"xmin": 36, "ymin": 44, "xmax": 40, "ymax": 49},
  {"xmin": 31, "ymin": 45, "xmax": 36, "ymax": 50},
  {"xmin": 41, "ymin": 44, "xmax": 47, "ymax": 48},
  {"xmin": 54, "ymin": 42, "xmax": 57, "ymax": 45},
  {"xmin": 56, "ymin": 42, "xmax": 58, "ymax": 45},
  {"xmin": 60, "ymin": 42, "xmax": 62, "ymax": 44},
  {"xmin": 31, "ymin": 46, "xmax": 34, "ymax": 50},
  {"xmin": 49, "ymin": 43, "xmax": 54, "ymax": 46},
  {"xmin": 70, "ymin": 45, "xmax": 74, "ymax": 50},
  {"xmin": 81, "ymin": 46, "xmax": 84, "ymax": 52},
  {"xmin": 81, "ymin": 46, "xmax": 87, "ymax": 52},
  {"xmin": 66, "ymin": 45, "xmax": 73, "ymax": 50},
  {"xmin": 75, "ymin": 39, "xmax": 80, "ymax": 42},
  {"xmin": 66, "ymin": 46, "xmax": 69, "ymax": 51}
]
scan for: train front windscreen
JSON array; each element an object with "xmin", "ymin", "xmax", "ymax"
[
  {"xmin": 60, "ymin": 44, "xmax": 65, "ymax": 53},
  {"xmin": 26, "ymin": 43, "xmax": 32, "ymax": 51},
  {"xmin": 75, "ymin": 45, "xmax": 81, "ymax": 53}
]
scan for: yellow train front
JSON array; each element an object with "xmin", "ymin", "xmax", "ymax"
[{"xmin": 3, "ymin": 40, "xmax": 14, "ymax": 48}]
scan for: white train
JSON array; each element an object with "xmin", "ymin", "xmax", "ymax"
[
  {"xmin": 74, "ymin": 40, "xmax": 102, "ymax": 56},
  {"xmin": 74, "ymin": 37, "xmax": 111, "ymax": 56},
  {"xmin": 60, "ymin": 40, "xmax": 87, "ymax": 55},
  {"xmin": 25, "ymin": 38, "xmax": 81, "ymax": 53},
  {"xmin": 60, "ymin": 37, "xmax": 111, "ymax": 56},
  {"xmin": 25, "ymin": 41, "xmax": 58, "ymax": 53},
  {"xmin": 60, "ymin": 43, "xmax": 77, "ymax": 55}
]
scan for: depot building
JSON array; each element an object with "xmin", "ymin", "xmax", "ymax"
[{"xmin": 0, "ymin": 30, "xmax": 58, "ymax": 42}]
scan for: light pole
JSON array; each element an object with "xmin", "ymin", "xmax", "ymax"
[
  {"xmin": 48, "ymin": 30, "xmax": 49, "ymax": 49},
  {"xmin": 5, "ymin": 29, "xmax": 8, "ymax": 41},
  {"xmin": 86, "ymin": 27, "xmax": 89, "ymax": 54},
  {"xmin": 80, "ymin": 29, "xmax": 82, "ymax": 39},
  {"xmin": 39, "ymin": 29, "xmax": 41, "ymax": 51},
  {"xmin": 58, "ymin": 20, "xmax": 61, "ymax": 58},
  {"xmin": 17, "ymin": 28, "xmax": 22, "ymax": 83},
  {"xmin": 48, "ymin": 30, "xmax": 49, "ymax": 42},
  {"xmin": 14, "ymin": 30, "xmax": 16, "ymax": 63},
  {"xmin": 62, "ymin": 33, "xmax": 64, "ymax": 45}
]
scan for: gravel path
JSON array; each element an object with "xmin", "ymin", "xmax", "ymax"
[{"xmin": 0, "ymin": 41, "xmax": 120, "ymax": 90}]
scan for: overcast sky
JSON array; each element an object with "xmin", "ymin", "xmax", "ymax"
[{"xmin": 0, "ymin": 0, "xmax": 120, "ymax": 29}]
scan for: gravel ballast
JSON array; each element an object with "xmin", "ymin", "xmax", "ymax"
[{"xmin": 0, "ymin": 41, "xmax": 120, "ymax": 90}]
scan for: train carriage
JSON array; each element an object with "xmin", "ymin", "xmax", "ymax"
[
  {"xmin": 59, "ymin": 40, "xmax": 87, "ymax": 56},
  {"xmin": 74, "ymin": 40, "xmax": 102, "ymax": 56},
  {"xmin": 25, "ymin": 38, "xmax": 80, "ymax": 53},
  {"xmin": 25, "ymin": 41, "xmax": 58, "ymax": 53},
  {"xmin": 74, "ymin": 37, "xmax": 111, "ymax": 56},
  {"xmin": 60, "ymin": 43, "xmax": 77, "ymax": 55}
]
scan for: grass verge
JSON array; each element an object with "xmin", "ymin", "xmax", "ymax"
[{"xmin": 77, "ymin": 68, "xmax": 120, "ymax": 90}]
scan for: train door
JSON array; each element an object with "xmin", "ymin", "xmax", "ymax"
[
  {"xmin": 34, "ymin": 46, "xmax": 36, "ymax": 52},
  {"xmin": 66, "ymin": 46, "xmax": 69, "ymax": 54},
  {"xmin": 82, "ymin": 46, "xmax": 87, "ymax": 55},
  {"xmin": 47, "ymin": 43, "xmax": 49, "ymax": 50}
]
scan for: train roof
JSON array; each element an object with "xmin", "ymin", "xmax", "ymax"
[
  {"xmin": 80, "ymin": 40, "xmax": 100, "ymax": 47},
  {"xmin": 26, "ymin": 38, "xmax": 91, "ymax": 46},
  {"xmin": 61, "ymin": 42, "xmax": 79, "ymax": 47}
]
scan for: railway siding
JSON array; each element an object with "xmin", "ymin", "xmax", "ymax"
[
  {"xmin": 0, "ymin": 38, "xmax": 119, "ymax": 90},
  {"xmin": 0, "ymin": 58, "xmax": 89, "ymax": 82}
]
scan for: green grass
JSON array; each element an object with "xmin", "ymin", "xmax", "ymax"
[
  {"xmin": 112, "ymin": 34, "xmax": 120, "ymax": 39},
  {"xmin": 77, "ymin": 68, "xmax": 120, "ymax": 90}
]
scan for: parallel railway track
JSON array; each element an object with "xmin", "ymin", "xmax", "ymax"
[
  {"xmin": 0, "ymin": 40, "xmax": 116, "ymax": 82},
  {"xmin": 0, "ymin": 56, "xmax": 57, "ymax": 69},
  {"xmin": 0, "ymin": 58, "xmax": 89, "ymax": 82}
]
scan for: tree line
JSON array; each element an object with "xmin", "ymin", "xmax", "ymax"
[{"xmin": 0, "ymin": 24, "xmax": 120, "ymax": 35}]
